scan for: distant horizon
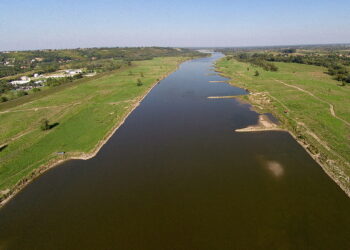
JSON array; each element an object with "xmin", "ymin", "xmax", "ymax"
[{"xmin": 1, "ymin": 42, "xmax": 350, "ymax": 53}]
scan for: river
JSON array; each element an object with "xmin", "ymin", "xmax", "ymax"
[{"xmin": 0, "ymin": 53, "xmax": 350, "ymax": 249}]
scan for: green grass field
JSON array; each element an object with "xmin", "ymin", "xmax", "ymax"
[
  {"xmin": 0, "ymin": 57, "xmax": 187, "ymax": 200},
  {"xmin": 216, "ymin": 58, "xmax": 350, "ymax": 194}
]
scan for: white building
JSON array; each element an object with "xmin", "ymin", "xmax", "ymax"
[
  {"xmin": 65, "ymin": 69, "xmax": 82, "ymax": 76},
  {"xmin": 44, "ymin": 74, "xmax": 66, "ymax": 78},
  {"xmin": 20, "ymin": 76, "xmax": 30, "ymax": 81},
  {"xmin": 10, "ymin": 79, "xmax": 31, "ymax": 85}
]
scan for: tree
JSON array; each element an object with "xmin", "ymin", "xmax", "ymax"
[
  {"xmin": 254, "ymin": 70, "xmax": 260, "ymax": 76},
  {"xmin": 40, "ymin": 118, "xmax": 50, "ymax": 131},
  {"xmin": 137, "ymin": 79, "xmax": 143, "ymax": 86}
]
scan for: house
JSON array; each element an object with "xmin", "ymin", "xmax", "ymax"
[
  {"xmin": 44, "ymin": 74, "xmax": 65, "ymax": 78},
  {"xmin": 34, "ymin": 80, "xmax": 45, "ymax": 85},
  {"xmin": 65, "ymin": 69, "xmax": 82, "ymax": 76},
  {"xmin": 21, "ymin": 76, "xmax": 30, "ymax": 81}
]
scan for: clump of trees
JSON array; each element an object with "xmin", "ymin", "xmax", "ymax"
[
  {"xmin": 235, "ymin": 53, "xmax": 279, "ymax": 72},
  {"xmin": 281, "ymin": 48, "xmax": 296, "ymax": 54},
  {"xmin": 0, "ymin": 80, "xmax": 13, "ymax": 94},
  {"xmin": 327, "ymin": 64, "xmax": 350, "ymax": 85}
]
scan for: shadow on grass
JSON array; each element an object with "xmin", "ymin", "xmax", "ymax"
[
  {"xmin": 0, "ymin": 144, "xmax": 8, "ymax": 152},
  {"xmin": 49, "ymin": 122, "xmax": 60, "ymax": 129}
]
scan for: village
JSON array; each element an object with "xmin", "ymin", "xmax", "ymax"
[{"xmin": 8, "ymin": 69, "xmax": 84, "ymax": 90}]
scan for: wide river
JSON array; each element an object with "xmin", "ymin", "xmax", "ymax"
[{"xmin": 1, "ymin": 53, "xmax": 350, "ymax": 249}]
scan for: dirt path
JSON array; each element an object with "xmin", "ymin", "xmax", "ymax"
[
  {"xmin": 274, "ymin": 79, "xmax": 350, "ymax": 127},
  {"xmin": 0, "ymin": 102, "xmax": 82, "ymax": 114}
]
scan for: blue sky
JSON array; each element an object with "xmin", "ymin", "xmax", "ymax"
[{"xmin": 1, "ymin": 0, "xmax": 349, "ymax": 50}]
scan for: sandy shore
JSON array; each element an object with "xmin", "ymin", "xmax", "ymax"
[
  {"xmin": 0, "ymin": 59, "xmax": 188, "ymax": 209},
  {"xmin": 235, "ymin": 114, "xmax": 284, "ymax": 132}
]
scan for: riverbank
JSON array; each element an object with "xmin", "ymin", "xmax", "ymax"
[
  {"xmin": 216, "ymin": 58, "xmax": 350, "ymax": 198},
  {"xmin": 0, "ymin": 57, "xmax": 191, "ymax": 208}
]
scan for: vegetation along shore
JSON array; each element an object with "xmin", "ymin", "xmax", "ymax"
[{"xmin": 216, "ymin": 46, "xmax": 350, "ymax": 197}]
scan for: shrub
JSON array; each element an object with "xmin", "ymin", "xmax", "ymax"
[
  {"xmin": 40, "ymin": 118, "xmax": 50, "ymax": 131},
  {"xmin": 137, "ymin": 79, "xmax": 143, "ymax": 86},
  {"xmin": 16, "ymin": 90, "xmax": 28, "ymax": 97},
  {"xmin": 0, "ymin": 96, "xmax": 8, "ymax": 102},
  {"xmin": 254, "ymin": 70, "xmax": 260, "ymax": 76}
]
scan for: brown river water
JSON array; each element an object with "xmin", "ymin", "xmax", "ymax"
[{"xmin": 0, "ymin": 53, "xmax": 350, "ymax": 250}]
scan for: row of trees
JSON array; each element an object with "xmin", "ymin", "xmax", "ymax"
[
  {"xmin": 227, "ymin": 53, "xmax": 279, "ymax": 72},
  {"xmin": 254, "ymin": 53, "xmax": 350, "ymax": 85}
]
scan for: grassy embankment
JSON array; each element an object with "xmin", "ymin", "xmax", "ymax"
[
  {"xmin": 0, "ymin": 56, "xmax": 187, "ymax": 203},
  {"xmin": 216, "ymin": 58, "xmax": 350, "ymax": 196}
]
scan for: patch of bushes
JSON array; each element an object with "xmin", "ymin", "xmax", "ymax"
[{"xmin": 137, "ymin": 79, "xmax": 143, "ymax": 86}]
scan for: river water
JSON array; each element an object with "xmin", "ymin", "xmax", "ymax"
[{"xmin": 1, "ymin": 53, "xmax": 350, "ymax": 249}]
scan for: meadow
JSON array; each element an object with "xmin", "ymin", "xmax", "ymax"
[
  {"xmin": 0, "ymin": 56, "xmax": 187, "ymax": 202},
  {"xmin": 216, "ymin": 58, "xmax": 350, "ymax": 195}
]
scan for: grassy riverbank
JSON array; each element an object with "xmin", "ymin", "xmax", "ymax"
[
  {"xmin": 0, "ymin": 56, "xmax": 188, "ymax": 204},
  {"xmin": 216, "ymin": 57, "xmax": 350, "ymax": 196}
]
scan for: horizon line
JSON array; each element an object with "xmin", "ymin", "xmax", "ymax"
[{"xmin": 1, "ymin": 42, "xmax": 350, "ymax": 53}]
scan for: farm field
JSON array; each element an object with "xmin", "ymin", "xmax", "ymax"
[
  {"xmin": 216, "ymin": 58, "xmax": 350, "ymax": 195},
  {"xmin": 0, "ymin": 56, "xmax": 187, "ymax": 202}
]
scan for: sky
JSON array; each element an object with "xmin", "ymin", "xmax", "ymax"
[{"xmin": 1, "ymin": 0, "xmax": 350, "ymax": 51}]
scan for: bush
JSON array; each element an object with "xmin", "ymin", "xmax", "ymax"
[
  {"xmin": 137, "ymin": 79, "xmax": 143, "ymax": 86},
  {"xmin": 0, "ymin": 96, "xmax": 8, "ymax": 102},
  {"xmin": 254, "ymin": 70, "xmax": 260, "ymax": 76},
  {"xmin": 40, "ymin": 118, "xmax": 50, "ymax": 131},
  {"xmin": 16, "ymin": 90, "xmax": 28, "ymax": 97}
]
